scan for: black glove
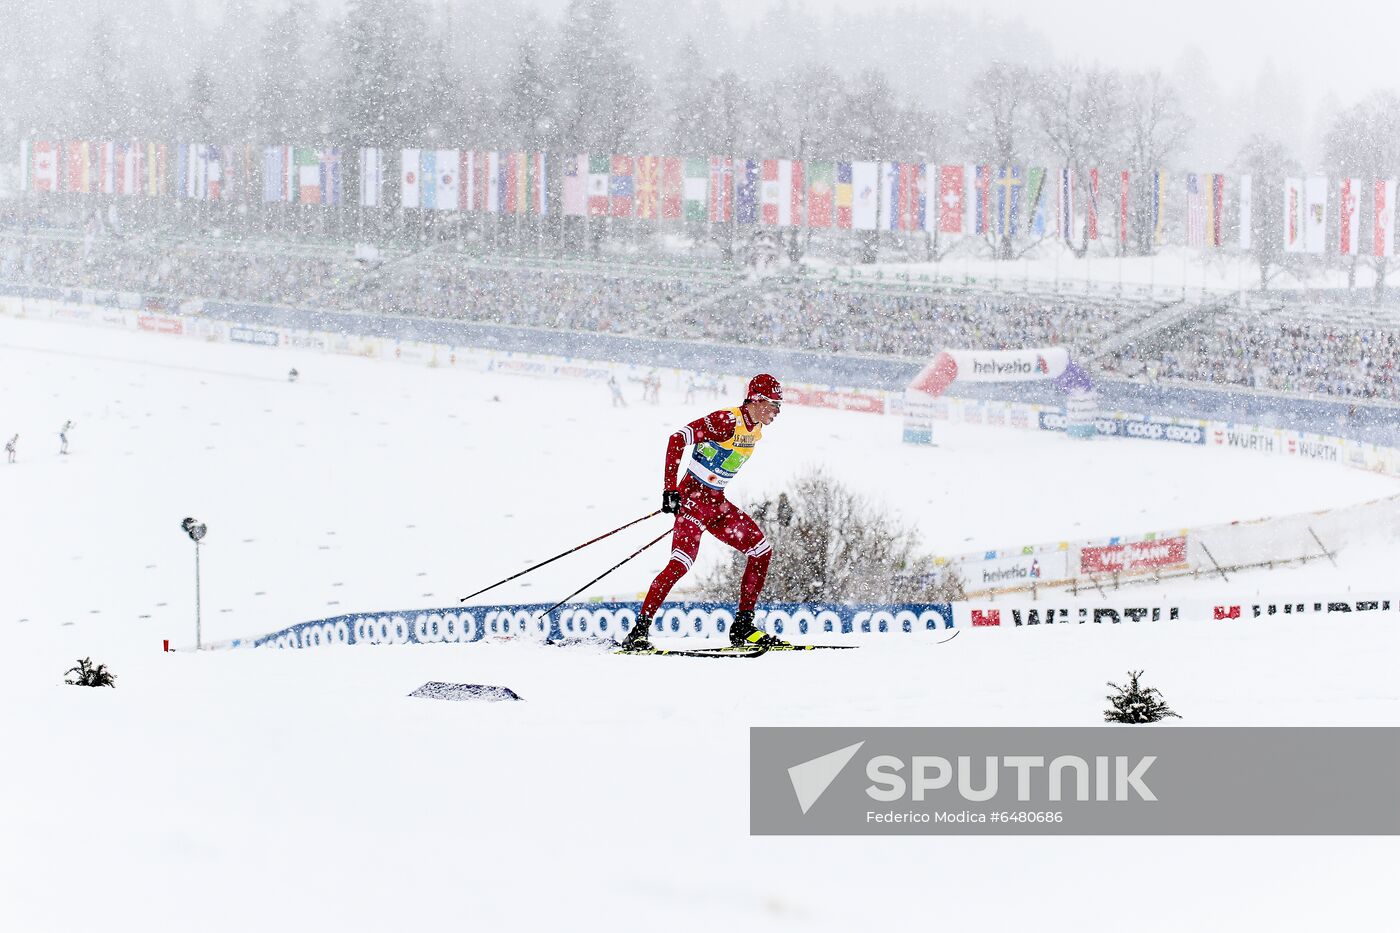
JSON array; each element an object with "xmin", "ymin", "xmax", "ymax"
[{"xmin": 662, "ymin": 490, "xmax": 681, "ymax": 514}]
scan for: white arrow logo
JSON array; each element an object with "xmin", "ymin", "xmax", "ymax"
[{"xmin": 788, "ymin": 741, "xmax": 865, "ymax": 815}]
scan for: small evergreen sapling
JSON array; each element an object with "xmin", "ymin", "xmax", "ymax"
[
  {"xmin": 1104, "ymin": 670, "xmax": 1179, "ymax": 723},
  {"xmin": 65, "ymin": 657, "xmax": 116, "ymax": 688}
]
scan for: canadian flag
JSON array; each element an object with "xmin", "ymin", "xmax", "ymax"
[
  {"xmin": 32, "ymin": 140, "xmax": 58, "ymax": 192},
  {"xmin": 1376, "ymin": 178, "xmax": 1396, "ymax": 258},
  {"xmin": 1339, "ymin": 177, "xmax": 1360, "ymax": 256}
]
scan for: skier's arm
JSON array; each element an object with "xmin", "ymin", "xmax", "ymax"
[{"xmin": 662, "ymin": 410, "xmax": 737, "ymax": 492}]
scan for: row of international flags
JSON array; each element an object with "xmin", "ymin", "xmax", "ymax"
[{"xmin": 17, "ymin": 139, "xmax": 1400, "ymax": 257}]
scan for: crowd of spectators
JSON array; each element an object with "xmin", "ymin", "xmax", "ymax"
[
  {"xmin": 1111, "ymin": 316, "xmax": 1399, "ymax": 401},
  {"xmin": 3, "ymin": 230, "xmax": 1397, "ymax": 402}
]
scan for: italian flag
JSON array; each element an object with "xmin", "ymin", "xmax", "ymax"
[
  {"xmin": 682, "ymin": 158, "xmax": 707, "ymax": 222},
  {"xmin": 586, "ymin": 155, "xmax": 609, "ymax": 217},
  {"xmin": 295, "ymin": 148, "xmax": 321, "ymax": 204}
]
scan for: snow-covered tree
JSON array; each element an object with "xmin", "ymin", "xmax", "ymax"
[
  {"xmin": 1038, "ymin": 65, "xmax": 1125, "ymax": 257},
  {"xmin": 1323, "ymin": 92, "xmax": 1400, "ymax": 296},
  {"xmin": 1234, "ymin": 135, "xmax": 1300, "ymax": 291},
  {"xmin": 1123, "ymin": 71, "xmax": 1192, "ymax": 256},
  {"xmin": 553, "ymin": 0, "xmax": 647, "ymax": 153},
  {"xmin": 1104, "ymin": 671, "xmax": 1181, "ymax": 724}
]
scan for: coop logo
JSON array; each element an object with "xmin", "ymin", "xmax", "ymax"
[{"xmin": 1122, "ymin": 421, "xmax": 1205, "ymax": 445}]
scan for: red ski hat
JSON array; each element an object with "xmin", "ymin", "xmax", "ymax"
[{"xmin": 746, "ymin": 374, "xmax": 783, "ymax": 404}]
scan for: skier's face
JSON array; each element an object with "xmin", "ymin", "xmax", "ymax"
[{"xmin": 749, "ymin": 398, "xmax": 781, "ymax": 425}]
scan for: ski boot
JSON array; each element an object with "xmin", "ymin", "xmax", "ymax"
[
  {"xmin": 619, "ymin": 615, "xmax": 655, "ymax": 652},
  {"xmin": 729, "ymin": 610, "xmax": 791, "ymax": 649}
]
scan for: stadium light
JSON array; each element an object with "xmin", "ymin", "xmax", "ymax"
[{"xmin": 181, "ymin": 517, "xmax": 207, "ymax": 649}]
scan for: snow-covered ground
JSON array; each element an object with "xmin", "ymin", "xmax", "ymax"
[
  {"xmin": 2, "ymin": 314, "xmax": 1394, "ymax": 636},
  {"xmin": 2, "ymin": 315, "xmax": 1397, "ymax": 931}
]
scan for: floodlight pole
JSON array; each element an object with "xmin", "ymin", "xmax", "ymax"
[{"xmin": 194, "ymin": 538, "xmax": 202, "ymax": 650}]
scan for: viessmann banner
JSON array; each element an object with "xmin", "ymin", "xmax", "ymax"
[{"xmin": 750, "ymin": 727, "xmax": 1400, "ymax": 835}]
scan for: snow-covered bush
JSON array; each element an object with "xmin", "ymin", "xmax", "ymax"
[
  {"xmin": 698, "ymin": 468, "xmax": 963, "ymax": 604},
  {"xmin": 1104, "ymin": 670, "xmax": 1180, "ymax": 723},
  {"xmin": 64, "ymin": 657, "xmax": 116, "ymax": 688}
]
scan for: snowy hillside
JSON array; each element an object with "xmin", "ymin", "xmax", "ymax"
[{"xmin": 2, "ymin": 315, "xmax": 1397, "ymax": 932}]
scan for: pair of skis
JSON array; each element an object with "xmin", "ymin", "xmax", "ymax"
[{"xmin": 616, "ymin": 643, "xmax": 857, "ymax": 659}]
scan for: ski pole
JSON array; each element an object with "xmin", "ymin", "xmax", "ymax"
[
  {"xmin": 533, "ymin": 527, "xmax": 671, "ymax": 622},
  {"xmin": 460, "ymin": 510, "xmax": 663, "ymax": 603}
]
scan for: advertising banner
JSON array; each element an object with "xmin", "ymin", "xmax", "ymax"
[{"xmin": 1080, "ymin": 536, "xmax": 1188, "ymax": 574}]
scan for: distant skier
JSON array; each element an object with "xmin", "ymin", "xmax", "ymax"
[
  {"xmin": 608, "ymin": 374, "xmax": 627, "ymax": 408},
  {"xmin": 5, "ymin": 433, "xmax": 16, "ymax": 464},
  {"xmin": 288, "ymin": 367, "xmax": 299, "ymax": 383},
  {"xmin": 643, "ymin": 371, "xmax": 661, "ymax": 405},
  {"xmin": 622, "ymin": 374, "xmax": 788, "ymax": 652},
  {"xmin": 59, "ymin": 420, "xmax": 73, "ymax": 454}
]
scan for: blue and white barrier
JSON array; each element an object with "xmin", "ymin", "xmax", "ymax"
[{"xmin": 210, "ymin": 601, "xmax": 956, "ymax": 651}]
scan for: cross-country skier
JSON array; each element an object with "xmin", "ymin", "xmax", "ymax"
[
  {"xmin": 59, "ymin": 420, "xmax": 73, "ymax": 454},
  {"xmin": 621, "ymin": 374, "xmax": 789, "ymax": 652},
  {"xmin": 5, "ymin": 433, "xmax": 16, "ymax": 464},
  {"xmin": 608, "ymin": 374, "xmax": 627, "ymax": 408}
]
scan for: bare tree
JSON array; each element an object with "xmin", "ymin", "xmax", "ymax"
[
  {"xmin": 697, "ymin": 469, "xmax": 964, "ymax": 605},
  {"xmin": 1038, "ymin": 65, "xmax": 1125, "ymax": 257},
  {"xmin": 967, "ymin": 61, "xmax": 1042, "ymax": 257},
  {"xmin": 1235, "ymin": 135, "xmax": 1300, "ymax": 291},
  {"xmin": 755, "ymin": 65, "xmax": 847, "ymax": 260},
  {"xmin": 664, "ymin": 36, "xmax": 712, "ymax": 156},
  {"xmin": 1323, "ymin": 92, "xmax": 1400, "ymax": 296},
  {"xmin": 553, "ymin": 0, "xmax": 648, "ymax": 154},
  {"xmin": 967, "ymin": 61, "xmax": 1040, "ymax": 167},
  {"xmin": 1122, "ymin": 71, "xmax": 1192, "ymax": 255},
  {"xmin": 499, "ymin": 27, "xmax": 557, "ymax": 151}
]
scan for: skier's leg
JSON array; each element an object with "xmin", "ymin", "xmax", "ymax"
[
  {"xmin": 625, "ymin": 496, "xmax": 711, "ymax": 648},
  {"xmin": 710, "ymin": 505, "xmax": 783, "ymax": 646},
  {"xmin": 639, "ymin": 511, "xmax": 704, "ymax": 618},
  {"xmin": 710, "ymin": 505, "xmax": 771, "ymax": 611}
]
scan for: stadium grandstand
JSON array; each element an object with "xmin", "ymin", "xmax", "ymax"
[{"xmin": 3, "ymin": 221, "xmax": 1398, "ymax": 411}]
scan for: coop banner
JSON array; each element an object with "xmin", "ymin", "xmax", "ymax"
[
  {"xmin": 750, "ymin": 727, "xmax": 1400, "ymax": 835},
  {"xmin": 212, "ymin": 601, "xmax": 956, "ymax": 651}
]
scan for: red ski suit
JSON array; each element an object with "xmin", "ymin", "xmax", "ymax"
[{"xmin": 640, "ymin": 408, "xmax": 772, "ymax": 619}]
